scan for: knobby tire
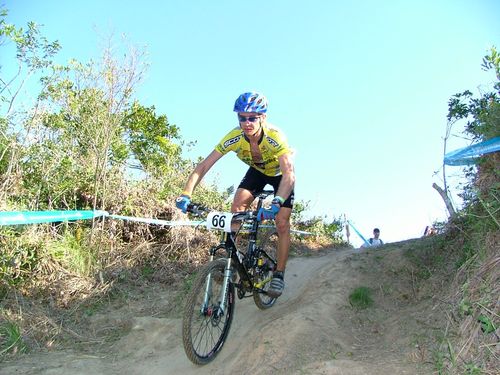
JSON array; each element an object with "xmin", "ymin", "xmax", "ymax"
[
  {"xmin": 182, "ymin": 259, "xmax": 235, "ymax": 365},
  {"xmin": 253, "ymin": 231, "xmax": 278, "ymax": 310}
]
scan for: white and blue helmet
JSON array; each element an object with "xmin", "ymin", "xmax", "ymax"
[{"xmin": 233, "ymin": 92, "xmax": 268, "ymax": 113}]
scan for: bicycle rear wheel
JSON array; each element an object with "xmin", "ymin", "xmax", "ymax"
[
  {"xmin": 253, "ymin": 231, "xmax": 278, "ymax": 309},
  {"xmin": 182, "ymin": 258, "xmax": 235, "ymax": 365}
]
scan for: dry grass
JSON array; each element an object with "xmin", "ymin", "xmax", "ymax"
[
  {"xmin": 448, "ymin": 231, "xmax": 500, "ymax": 374},
  {"xmin": 476, "ymin": 153, "xmax": 500, "ymax": 197},
  {"xmin": 0, "ymin": 200, "xmax": 222, "ymax": 358}
]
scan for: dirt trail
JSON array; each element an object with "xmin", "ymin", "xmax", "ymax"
[{"xmin": 0, "ymin": 245, "xmax": 434, "ymax": 375}]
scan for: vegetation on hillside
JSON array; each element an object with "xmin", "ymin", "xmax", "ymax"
[{"xmin": 427, "ymin": 47, "xmax": 499, "ymax": 374}]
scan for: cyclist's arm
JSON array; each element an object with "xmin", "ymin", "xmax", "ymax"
[
  {"xmin": 275, "ymin": 152, "xmax": 295, "ymax": 201},
  {"xmin": 182, "ymin": 150, "xmax": 224, "ymax": 196}
]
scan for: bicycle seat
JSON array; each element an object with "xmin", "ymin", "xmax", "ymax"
[{"xmin": 257, "ymin": 190, "xmax": 274, "ymax": 199}]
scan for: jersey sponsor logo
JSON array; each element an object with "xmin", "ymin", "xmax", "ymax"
[
  {"xmin": 266, "ymin": 136, "xmax": 279, "ymax": 147},
  {"xmin": 223, "ymin": 135, "xmax": 241, "ymax": 148}
]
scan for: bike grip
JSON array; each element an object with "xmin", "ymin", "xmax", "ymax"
[
  {"xmin": 186, "ymin": 202, "xmax": 207, "ymax": 215},
  {"xmin": 273, "ymin": 196, "xmax": 285, "ymax": 206},
  {"xmin": 186, "ymin": 202, "xmax": 198, "ymax": 213}
]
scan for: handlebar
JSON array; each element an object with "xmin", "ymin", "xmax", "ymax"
[
  {"xmin": 186, "ymin": 203, "xmax": 257, "ymax": 222},
  {"xmin": 186, "ymin": 203, "xmax": 209, "ymax": 216},
  {"xmin": 185, "ymin": 189, "xmax": 274, "ymax": 221}
]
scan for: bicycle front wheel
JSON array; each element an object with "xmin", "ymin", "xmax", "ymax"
[
  {"xmin": 182, "ymin": 258, "xmax": 235, "ymax": 365},
  {"xmin": 253, "ymin": 231, "xmax": 278, "ymax": 310}
]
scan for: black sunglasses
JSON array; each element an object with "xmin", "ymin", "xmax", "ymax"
[{"xmin": 238, "ymin": 115, "xmax": 261, "ymax": 123}]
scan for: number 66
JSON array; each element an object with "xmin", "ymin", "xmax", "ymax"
[{"xmin": 212, "ymin": 214, "xmax": 226, "ymax": 228}]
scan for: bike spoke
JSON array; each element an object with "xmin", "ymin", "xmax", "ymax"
[
  {"xmin": 191, "ymin": 309, "xmax": 227, "ymax": 357},
  {"xmin": 183, "ymin": 259, "xmax": 235, "ymax": 364},
  {"xmin": 253, "ymin": 232, "xmax": 279, "ymax": 309}
]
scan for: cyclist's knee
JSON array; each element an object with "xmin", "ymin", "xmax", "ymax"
[
  {"xmin": 275, "ymin": 217, "xmax": 290, "ymax": 234},
  {"xmin": 231, "ymin": 189, "xmax": 254, "ymax": 212}
]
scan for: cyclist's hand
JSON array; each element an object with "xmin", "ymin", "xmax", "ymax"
[
  {"xmin": 175, "ymin": 194, "xmax": 191, "ymax": 213},
  {"xmin": 257, "ymin": 208, "xmax": 275, "ymax": 222},
  {"xmin": 271, "ymin": 196, "xmax": 285, "ymax": 215},
  {"xmin": 257, "ymin": 196, "xmax": 285, "ymax": 221}
]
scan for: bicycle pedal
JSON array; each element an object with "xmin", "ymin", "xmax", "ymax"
[
  {"xmin": 237, "ymin": 289, "xmax": 245, "ymax": 299},
  {"xmin": 237, "ymin": 287, "xmax": 251, "ymax": 299},
  {"xmin": 231, "ymin": 272, "xmax": 240, "ymax": 283}
]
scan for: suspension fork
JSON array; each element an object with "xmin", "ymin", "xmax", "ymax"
[
  {"xmin": 215, "ymin": 256, "xmax": 233, "ymax": 315},
  {"xmin": 217, "ymin": 233, "xmax": 239, "ymax": 315},
  {"xmin": 203, "ymin": 233, "xmax": 236, "ymax": 315},
  {"xmin": 202, "ymin": 233, "xmax": 229, "ymax": 312},
  {"xmin": 202, "ymin": 257, "xmax": 233, "ymax": 316}
]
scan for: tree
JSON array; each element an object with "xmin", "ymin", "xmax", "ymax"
[
  {"xmin": 31, "ymin": 40, "xmax": 148, "ymax": 210},
  {"xmin": 0, "ymin": 8, "xmax": 61, "ymax": 207},
  {"xmin": 122, "ymin": 102, "xmax": 182, "ymax": 177},
  {"xmin": 435, "ymin": 47, "xmax": 500, "ymax": 218},
  {"xmin": 446, "ymin": 47, "xmax": 499, "ymax": 203}
]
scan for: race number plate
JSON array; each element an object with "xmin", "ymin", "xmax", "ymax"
[{"xmin": 206, "ymin": 212, "xmax": 234, "ymax": 232}]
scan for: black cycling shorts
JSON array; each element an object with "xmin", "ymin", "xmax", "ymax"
[{"xmin": 238, "ymin": 167, "xmax": 294, "ymax": 209}]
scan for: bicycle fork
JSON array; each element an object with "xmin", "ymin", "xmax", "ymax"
[{"xmin": 202, "ymin": 256, "xmax": 233, "ymax": 317}]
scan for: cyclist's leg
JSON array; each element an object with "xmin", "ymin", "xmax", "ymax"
[
  {"xmin": 229, "ymin": 189, "xmax": 254, "ymax": 235},
  {"xmin": 232, "ymin": 167, "xmax": 267, "ymax": 212},
  {"xmin": 231, "ymin": 188, "xmax": 254, "ymax": 212},
  {"xmin": 231, "ymin": 168, "xmax": 266, "ymax": 233},
  {"xmin": 267, "ymin": 176, "xmax": 294, "ymax": 297},
  {"xmin": 268, "ymin": 175, "xmax": 294, "ymax": 272},
  {"xmin": 274, "ymin": 207, "xmax": 292, "ymax": 272}
]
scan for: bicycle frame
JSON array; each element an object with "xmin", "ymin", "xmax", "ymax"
[{"xmin": 203, "ymin": 190, "xmax": 272, "ymax": 316}]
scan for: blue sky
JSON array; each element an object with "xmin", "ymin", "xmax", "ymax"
[{"xmin": 4, "ymin": 0, "xmax": 499, "ymax": 246}]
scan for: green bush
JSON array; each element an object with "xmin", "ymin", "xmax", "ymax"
[
  {"xmin": 0, "ymin": 320, "xmax": 27, "ymax": 356},
  {"xmin": 0, "ymin": 228, "xmax": 42, "ymax": 286},
  {"xmin": 349, "ymin": 286, "xmax": 374, "ymax": 309}
]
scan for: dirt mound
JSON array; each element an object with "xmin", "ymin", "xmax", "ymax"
[{"xmin": 0, "ymin": 243, "xmax": 438, "ymax": 374}]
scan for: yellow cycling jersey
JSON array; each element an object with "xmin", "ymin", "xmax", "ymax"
[{"xmin": 215, "ymin": 123, "xmax": 291, "ymax": 176}]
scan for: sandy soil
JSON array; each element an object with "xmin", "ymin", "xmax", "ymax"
[{"xmin": 0, "ymin": 245, "xmax": 436, "ymax": 375}]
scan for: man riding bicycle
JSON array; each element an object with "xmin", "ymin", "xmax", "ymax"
[{"xmin": 175, "ymin": 91, "xmax": 295, "ymax": 297}]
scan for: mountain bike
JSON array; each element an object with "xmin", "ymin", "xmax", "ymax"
[{"xmin": 182, "ymin": 190, "xmax": 279, "ymax": 365}]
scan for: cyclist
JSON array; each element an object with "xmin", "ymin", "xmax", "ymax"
[{"xmin": 175, "ymin": 91, "xmax": 295, "ymax": 297}]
